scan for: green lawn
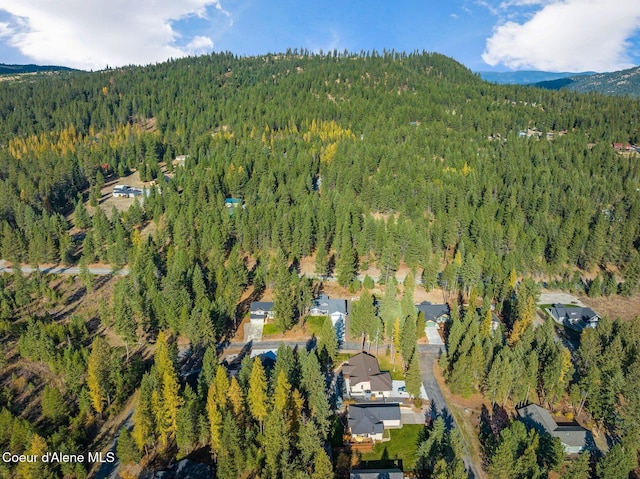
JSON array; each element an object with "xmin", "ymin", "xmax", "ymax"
[
  {"xmin": 304, "ymin": 315, "xmax": 328, "ymax": 336},
  {"xmin": 335, "ymin": 352, "xmax": 351, "ymax": 364},
  {"xmin": 376, "ymin": 353, "xmax": 405, "ymax": 381},
  {"xmin": 262, "ymin": 323, "xmax": 283, "ymax": 336},
  {"xmin": 359, "ymin": 424, "xmax": 423, "ymax": 471}
]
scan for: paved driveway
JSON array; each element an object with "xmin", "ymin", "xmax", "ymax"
[
  {"xmin": 426, "ymin": 327, "xmax": 444, "ymax": 345},
  {"xmin": 244, "ymin": 322, "xmax": 264, "ymax": 341},
  {"xmin": 401, "ymin": 407, "xmax": 426, "ymax": 425}
]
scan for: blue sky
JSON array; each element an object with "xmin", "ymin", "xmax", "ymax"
[{"xmin": 0, "ymin": 0, "xmax": 639, "ymax": 72}]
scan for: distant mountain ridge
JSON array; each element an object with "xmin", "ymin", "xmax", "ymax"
[
  {"xmin": 0, "ymin": 63, "xmax": 77, "ymax": 75},
  {"xmin": 476, "ymin": 70, "xmax": 593, "ymax": 85},
  {"xmin": 534, "ymin": 66, "xmax": 640, "ymax": 98}
]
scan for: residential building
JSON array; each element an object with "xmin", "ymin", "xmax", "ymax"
[
  {"xmin": 112, "ymin": 185, "xmax": 143, "ymax": 198},
  {"xmin": 309, "ymin": 294, "xmax": 347, "ymax": 340},
  {"xmin": 347, "ymin": 403, "xmax": 402, "ymax": 442},
  {"xmin": 342, "ymin": 352, "xmax": 392, "ymax": 398},
  {"xmin": 517, "ymin": 404, "xmax": 593, "ymax": 454},
  {"xmin": 415, "ymin": 302, "xmax": 450, "ymax": 323},
  {"xmin": 249, "ymin": 301, "xmax": 274, "ymax": 324},
  {"xmin": 547, "ymin": 304, "xmax": 600, "ymax": 332},
  {"xmin": 350, "ymin": 468, "xmax": 404, "ymax": 479}
]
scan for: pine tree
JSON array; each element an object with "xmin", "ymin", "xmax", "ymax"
[
  {"xmin": 405, "ymin": 350, "xmax": 422, "ymax": 399},
  {"xmin": 74, "ymin": 197, "xmax": 91, "ymax": 229},
  {"xmin": 117, "ymin": 427, "xmax": 141, "ymax": 464},
  {"xmin": 318, "ymin": 316, "xmax": 338, "ymax": 361},
  {"xmin": 273, "ymin": 256, "xmax": 295, "ymax": 331},
  {"xmin": 132, "ymin": 370, "xmax": 157, "ymax": 452},
  {"xmin": 349, "ymin": 288, "xmax": 376, "ymax": 348},
  {"xmin": 248, "ymin": 358, "xmax": 268, "ymax": 429},
  {"xmin": 153, "ymin": 331, "xmax": 183, "ymax": 447},
  {"xmin": 79, "ymin": 255, "xmax": 93, "ymax": 290},
  {"xmin": 214, "ymin": 365, "xmax": 230, "ymax": 407},
  {"xmin": 41, "ymin": 385, "xmax": 66, "ymax": 422},
  {"xmin": 481, "ymin": 308, "xmax": 494, "ymax": 338},
  {"xmin": 113, "ymin": 279, "xmax": 137, "ymax": 360},
  {"xmin": 392, "ymin": 317, "xmax": 402, "ymax": 367},
  {"xmin": 207, "ymin": 382, "xmax": 224, "ymax": 457},
  {"xmin": 273, "ymin": 370, "xmax": 292, "ymax": 413},
  {"xmin": 311, "ymin": 450, "xmax": 334, "ymax": 479},
  {"xmin": 336, "ymin": 228, "xmax": 357, "ymax": 287},
  {"xmin": 564, "ymin": 452, "xmax": 591, "ymax": 479},
  {"xmin": 87, "ymin": 336, "xmax": 112, "ymax": 415},
  {"xmin": 401, "ymin": 315, "xmax": 417, "ymax": 368},
  {"xmin": 227, "ymin": 376, "xmax": 244, "ymax": 417}
]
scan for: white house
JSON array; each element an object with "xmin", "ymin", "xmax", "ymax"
[
  {"xmin": 347, "ymin": 403, "xmax": 402, "ymax": 442},
  {"xmin": 342, "ymin": 352, "xmax": 393, "ymax": 398},
  {"xmin": 249, "ymin": 301, "xmax": 274, "ymax": 324},
  {"xmin": 309, "ymin": 294, "xmax": 347, "ymax": 341}
]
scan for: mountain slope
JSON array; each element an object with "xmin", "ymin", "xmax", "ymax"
[
  {"xmin": 535, "ymin": 66, "xmax": 640, "ymax": 97},
  {"xmin": 477, "ymin": 70, "xmax": 592, "ymax": 85},
  {"xmin": 0, "ymin": 63, "xmax": 77, "ymax": 75}
]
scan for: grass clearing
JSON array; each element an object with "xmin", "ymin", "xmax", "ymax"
[
  {"xmin": 304, "ymin": 315, "xmax": 327, "ymax": 336},
  {"xmin": 262, "ymin": 323, "xmax": 283, "ymax": 336},
  {"xmin": 358, "ymin": 424, "xmax": 423, "ymax": 471},
  {"xmin": 376, "ymin": 353, "xmax": 405, "ymax": 381},
  {"xmin": 335, "ymin": 352, "xmax": 351, "ymax": 364}
]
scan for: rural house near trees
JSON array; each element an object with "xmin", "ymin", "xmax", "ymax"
[{"xmin": 517, "ymin": 404, "xmax": 593, "ymax": 454}]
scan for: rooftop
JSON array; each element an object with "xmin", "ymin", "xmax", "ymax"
[
  {"xmin": 517, "ymin": 404, "xmax": 591, "ymax": 450},
  {"xmin": 342, "ymin": 352, "xmax": 393, "ymax": 392},
  {"xmin": 348, "ymin": 403, "xmax": 401, "ymax": 436}
]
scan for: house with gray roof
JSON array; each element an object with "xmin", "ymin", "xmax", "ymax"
[
  {"xmin": 249, "ymin": 301, "xmax": 274, "ymax": 324},
  {"xmin": 517, "ymin": 404, "xmax": 593, "ymax": 454},
  {"xmin": 348, "ymin": 403, "xmax": 402, "ymax": 442},
  {"xmin": 547, "ymin": 304, "xmax": 600, "ymax": 332},
  {"xmin": 350, "ymin": 468, "xmax": 404, "ymax": 479},
  {"xmin": 416, "ymin": 302, "xmax": 450, "ymax": 323},
  {"xmin": 342, "ymin": 352, "xmax": 393, "ymax": 398},
  {"xmin": 309, "ymin": 294, "xmax": 347, "ymax": 341}
]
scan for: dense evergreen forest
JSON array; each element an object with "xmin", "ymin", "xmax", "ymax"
[{"xmin": 0, "ymin": 50, "xmax": 640, "ymax": 478}]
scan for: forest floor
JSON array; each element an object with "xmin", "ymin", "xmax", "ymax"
[{"xmin": 579, "ymin": 293, "xmax": 640, "ymax": 322}]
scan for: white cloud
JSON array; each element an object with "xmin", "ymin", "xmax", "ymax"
[
  {"xmin": 0, "ymin": 22, "xmax": 14, "ymax": 37},
  {"xmin": 482, "ymin": 0, "xmax": 640, "ymax": 71},
  {"xmin": 0, "ymin": 0, "xmax": 230, "ymax": 70},
  {"xmin": 186, "ymin": 35, "xmax": 214, "ymax": 54}
]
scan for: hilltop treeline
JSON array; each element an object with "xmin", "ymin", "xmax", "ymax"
[{"xmin": 1, "ymin": 51, "xmax": 640, "ymax": 300}]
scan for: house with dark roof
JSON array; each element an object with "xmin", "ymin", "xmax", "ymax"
[
  {"xmin": 547, "ymin": 304, "xmax": 600, "ymax": 332},
  {"xmin": 249, "ymin": 301, "xmax": 274, "ymax": 324},
  {"xmin": 342, "ymin": 352, "xmax": 393, "ymax": 398},
  {"xmin": 350, "ymin": 468, "xmax": 404, "ymax": 479},
  {"xmin": 347, "ymin": 403, "xmax": 402, "ymax": 442},
  {"xmin": 415, "ymin": 302, "xmax": 450, "ymax": 323},
  {"xmin": 309, "ymin": 294, "xmax": 348, "ymax": 341},
  {"xmin": 310, "ymin": 294, "xmax": 347, "ymax": 321},
  {"xmin": 517, "ymin": 404, "xmax": 593, "ymax": 454}
]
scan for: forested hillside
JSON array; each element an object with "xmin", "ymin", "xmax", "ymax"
[
  {"xmin": 1, "ymin": 50, "xmax": 640, "ymax": 478},
  {"xmin": 536, "ymin": 66, "xmax": 640, "ymax": 98}
]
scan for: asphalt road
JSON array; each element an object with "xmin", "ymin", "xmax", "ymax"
[
  {"xmin": 419, "ymin": 349, "xmax": 480, "ymax": 479},
  {"xmin": 0, "ymin": 260, "xmax": 416, "ymax": 283}
]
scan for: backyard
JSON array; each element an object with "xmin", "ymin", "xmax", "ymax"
[{"xmin": 358, "ymin": 424, "xmax": 423, "ymax": 471}]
